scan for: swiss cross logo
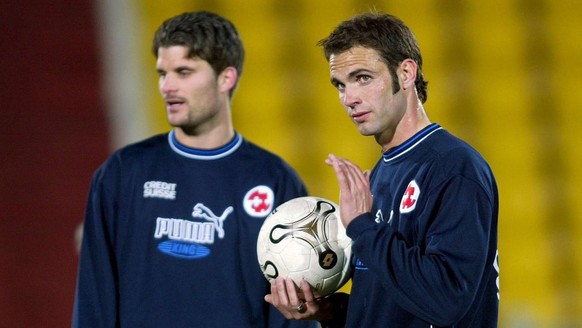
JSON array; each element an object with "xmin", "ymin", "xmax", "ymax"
[
  {"xmin": 243, "ymin": 185, "xmax": 274, "ymax": 218},
  {"xmin": 399, "ymin": 180, "xmax": 420, "ymax": 213}
]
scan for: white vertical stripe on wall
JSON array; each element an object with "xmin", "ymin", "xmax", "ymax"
[{"xmin": 95, "ymin": 0, "xmax": 153, "ymax": 150}]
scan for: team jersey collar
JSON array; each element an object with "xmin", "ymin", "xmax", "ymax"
[
  {"xmin": 168, "ymin": 130, "xmax": 243, "ymax": 160},
  {"xmin": 382, "ymin": 123, "xmax": 442, "ymax": 163}
]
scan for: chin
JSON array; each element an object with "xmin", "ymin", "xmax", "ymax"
[
  {"xmin": 357, "ymin": 127, "xmax": 374, "ymax": 136},
  {"xmin": 167, "ymin": 116, "xmax": 187, "ymax": 127}
]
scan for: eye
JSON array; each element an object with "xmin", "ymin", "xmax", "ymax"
[
  {"xmin": 178, "ymin": 69, "xmax": 193, "ymax": 77},
  {"xmin": 331, "ymin": 80, "xmax": 345, "ymax": 91},
  {"xmin": 356, "ymin": 75, "xmax": 371, "ymax": 83}
]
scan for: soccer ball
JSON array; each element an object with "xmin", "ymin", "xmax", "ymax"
[{"xmin": 257, "ymin": 196, "xmax": 352, "ymax": 297}]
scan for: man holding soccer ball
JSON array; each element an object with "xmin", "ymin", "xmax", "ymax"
[{"xmin": 266, "ymin": 12, "xmax": 499, "ymax": 327}]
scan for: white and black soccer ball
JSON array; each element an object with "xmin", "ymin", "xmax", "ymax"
[{"xmin": 257, "ymin": 196, "xmax": 352, "ymax": 297}]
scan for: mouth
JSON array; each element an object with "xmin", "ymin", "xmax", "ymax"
[
  {"xmin": 351, "ymin": 111, "xmax": 370, "ymax": 124},
  {"xmin": 165, "ymin": 97, "xmax": 185, "ymax": 111}
]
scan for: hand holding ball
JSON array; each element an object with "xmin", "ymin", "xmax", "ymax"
[{"xmin": 257, "ymin": 196, "xmax": 352, "ymax": 297}]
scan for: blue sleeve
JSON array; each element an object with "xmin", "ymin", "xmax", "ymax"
[
  {"xmin": 319, "ymin": 293, "xmax": 350, "ymax": 328},
  {"xmin": 72, "ymin": 162, "xmax": 119, "ymax": 328},
  {"xmin": 347, "ymin": 176, "xmax": 495, "ymax": 325},
  {"xmin": 277, "ymin": 161, "xmax": 309, "ymax": 202}
]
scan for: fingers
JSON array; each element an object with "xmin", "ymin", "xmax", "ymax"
[
  {"xmin": 326, "ymin": 153, "xmax": 369, "ymax": 189},
  {"xmin": 265, "ymin": 277, "xmax": 304, "ymax": 319},
  {"xmin": 325, "ymin": 154, "xmax": 373, "ymax": 226},
  {"xmin": 269, "ymin": 277, "xmax": 292, "ymax": 308},
  {"xmin": 285, "ymin": 278, "xmax": 301, "ymax": 307},
  {"xmin": 265, "ymin": 277, "xmax": 319, "ymax": 320},
  {"xmin": 301, "ymin": 279, "xmax": 317, "ymax": 303},
  {"xmin": 363, "ymin": 169, "xmax": 371, "ymax": 181}
]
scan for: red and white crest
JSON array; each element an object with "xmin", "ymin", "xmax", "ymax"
[
  {"xmin": 399, "ymin": 180, "xmax": 420, "ymax": 213},
  {"xmin": 243, "ymin": 185, "xmax": 274, "ymax": 217}
]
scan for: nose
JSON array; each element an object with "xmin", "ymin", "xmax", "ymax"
[
  {"xmin": 159, "ymin": 74, "xmax": 176, "ymax": 94},
  {"xmin": 340, "ymin": 86, "xmax": 360, "ymax": 109}
]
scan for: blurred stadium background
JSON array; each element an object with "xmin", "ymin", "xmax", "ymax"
[{"xmin": 1, "ymin": 0, "xmax": 581, "ymax": 326}]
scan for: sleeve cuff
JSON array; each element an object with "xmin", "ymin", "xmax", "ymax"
[
  {"xmin": 345, "ymin": 212, "xmax": 376, "ymax": 240},
  {"xmin": 318, "ymin": 292, "xmax": 349, "ymax": 328}
]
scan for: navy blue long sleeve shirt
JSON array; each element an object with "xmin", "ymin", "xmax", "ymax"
[
  {"xmin": 342, "ymin": 124, "xmax": 499, "ymax": 327},
  {"xmin": 73, "ymin": 132, "xmax": 318, "ymax": 328}
]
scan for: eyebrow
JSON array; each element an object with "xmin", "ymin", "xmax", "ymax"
[
  {"xmin": 157, "ymin": 65, "xmax": 194, "ymax": 73},
  {"xmin": 330, "ymin": 68, "xmax": 374, "ymax": 85}
]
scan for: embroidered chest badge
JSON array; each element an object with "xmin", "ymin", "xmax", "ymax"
[
  {"xmin": 399, "ymin": 180, "xmax": 420, "ymax": 213},
  {"xmin": 243, "ymin": 185, "xmax": 274, "ymax": 217}
]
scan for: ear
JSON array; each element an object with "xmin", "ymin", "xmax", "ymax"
[
  {"xmin": 398, "ymin": 59, "xmax": 418, "ymax": 90},
  {"xmin": 217, "ymin": 66, "xmax": 238, "ymax": 94}
]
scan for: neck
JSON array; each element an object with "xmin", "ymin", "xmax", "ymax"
[
  {"xmin": 173, "ymin": 124, "xmax": 235, "ymax": 149},
  {"xmin": 378, "ymin": 103, "xmax": 431, "ymax": 152}
]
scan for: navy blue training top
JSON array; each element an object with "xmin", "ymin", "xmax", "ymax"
[
  {"xmin": 344, "ymin": 124, "xmax": 499, "ymax": 327},
  {"xmin": 73, "ymin": 131, "xmax": 318, "ymax": 328}
]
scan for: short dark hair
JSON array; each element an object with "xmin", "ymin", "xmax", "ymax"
[
  {"xmin": 318, "ymin": 12, "xmax": 428, "ymax": 103},
  {"xmin": 152, "ymin": 11, "xmax": 245, "ymax": 96}
]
